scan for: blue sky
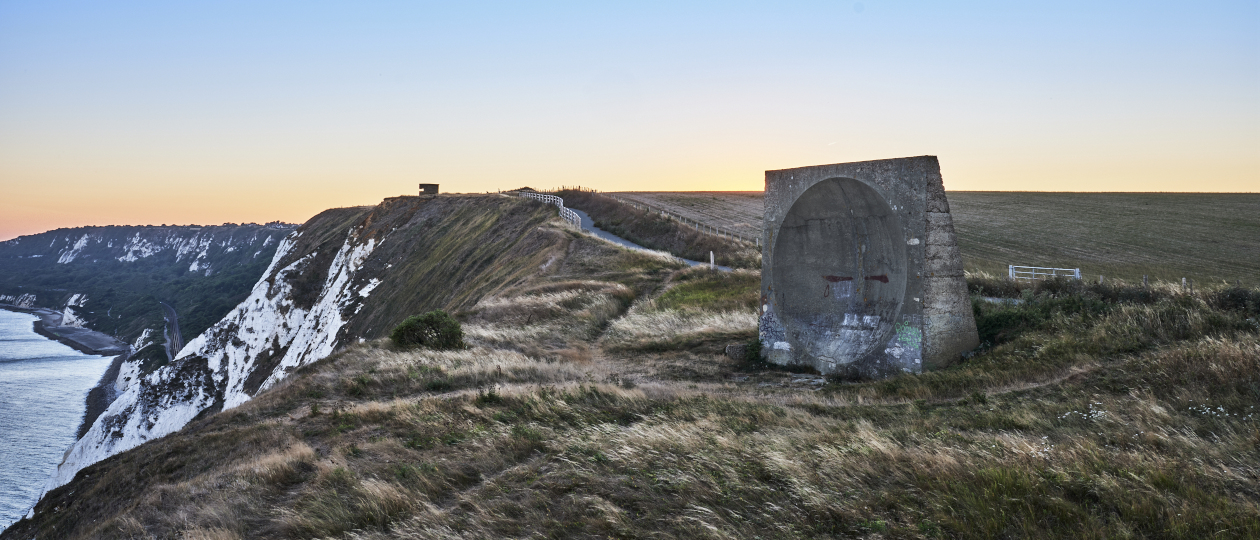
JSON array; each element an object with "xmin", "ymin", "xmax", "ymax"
[{"xmin": 1, "ymin": 1, "xmax": 1256, "ymax": 238}]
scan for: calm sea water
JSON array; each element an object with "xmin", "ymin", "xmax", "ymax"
[{"xmin": 0, "ymin": 310, "xmax": 112, "ymax": 529}]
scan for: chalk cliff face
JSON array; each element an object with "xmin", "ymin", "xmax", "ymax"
[
  {"xmin": 0, "ymin": 294, "xmax": 39, "ymax": 309},
  {"xmin": 1, "ymin": 223, "xmax": 291, "ymax": 271},
  {"xmin": 0, "ymin": 223, "xmax": 297, "ymax": 351},
  {"xmin": 48, "ymin": 195, "xmax": 558, "ymax": 490},
  {"xmin": 60, "ymin": 294, "xmax": 89, "ymax": 328}
]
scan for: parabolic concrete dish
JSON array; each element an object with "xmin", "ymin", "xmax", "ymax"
[{"xmin": 759, "ymin": 156, "xmax": 978, "ymax": 379}]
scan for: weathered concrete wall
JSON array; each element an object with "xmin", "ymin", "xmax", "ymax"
[{"xmin": 760, "ymin": 156, "xmax": 977, "ymax": 379}]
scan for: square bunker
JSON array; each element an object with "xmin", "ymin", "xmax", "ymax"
[{"xmin": 759, "ymin": 156, "xmax": 978, "ymax": 379}]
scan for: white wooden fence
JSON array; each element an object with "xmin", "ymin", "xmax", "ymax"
[
  {"xmin": 517, "ymin": 191, "xmax": 581, "ymax": 228},
  {"xmin": 1008, "ymin": 265, "xmax": 1081, "ymax": 281}
]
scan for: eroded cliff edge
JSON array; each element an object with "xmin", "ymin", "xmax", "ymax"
[{"xmin": 45, "ymin": 195, "xmax": 557, "ymax": 491}]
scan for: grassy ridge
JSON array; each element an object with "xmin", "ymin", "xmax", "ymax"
[
  {"xmin": 8, "ymin": 216, "xmax": 1257, "ymax": 539},
  {"xmin": 264, "ymin": 196, "xmax": 570, "ymax": 342},
  {"xmin": 335, "ymin": 196, "xmax": 564, "ymax": 340},
  {"xmin": 557, "ymin": 190, "xmax": 761, "ymax": 269}
]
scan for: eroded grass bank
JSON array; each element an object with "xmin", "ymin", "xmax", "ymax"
[{"xmin": 6, "ymin": 261, "xmax": 1258, "ymax": 539}]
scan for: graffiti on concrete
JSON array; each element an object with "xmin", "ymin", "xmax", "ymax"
[{"xmin": 883, "ymin": 316, "xmax": 924, "ymax": 373}]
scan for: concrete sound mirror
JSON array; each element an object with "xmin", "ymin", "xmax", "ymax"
[{"xmin": 759, "ymin": 156, "xmax": 979, "ymax": 379}]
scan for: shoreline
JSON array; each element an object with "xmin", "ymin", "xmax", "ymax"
[
  {"xmin": 0, "ymin": 305, "xmax": 128, "ymax": 357},
  {"xmin": 0, "ymin": 303, "xmax": 131, "ymax": 439},
  {"xmin": 79, "ymin": 351, "xmax": 128, "ymax": 439}
]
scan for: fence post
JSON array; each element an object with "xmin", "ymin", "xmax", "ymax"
[{"xmin": 1008, "ymin": 265, "xmax": 1014, "ymax": 280}]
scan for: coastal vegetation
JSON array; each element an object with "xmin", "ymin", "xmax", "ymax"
[
  {"xmin": 7, "ymin": 212, "xmax": 1256, "ymax": 538},
  {"xmin": 0, "ymin": 224, "xmax": 290, "ymax": 350},
  {"xmin": 391, "ymin": 310, "xmax": 465, "ymax": 351}
]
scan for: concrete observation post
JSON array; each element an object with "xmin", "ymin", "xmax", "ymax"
[{"xmin": 759, "ymin": 156, "xmax": 978, "ymax": 379}]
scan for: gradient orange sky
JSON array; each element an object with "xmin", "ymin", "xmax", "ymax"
[{"xmin": 2, "ymin": 1, "xmax": 1257, "ymax": 241}]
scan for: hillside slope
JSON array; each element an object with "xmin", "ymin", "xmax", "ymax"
[
  {"xmin": 4, "ymin": 196, "xmax": 1257, "ymax": 538},
  {"xmin": 0, "ymin": 222, "xmax": 295, "ymax": 357},
  {"xmin": 39, "ymin": 195, "xmax": 560, "ymax": 494},
  {"xmin": 557, "ymin": 190, "xmax": 760, "ymax": 269}
]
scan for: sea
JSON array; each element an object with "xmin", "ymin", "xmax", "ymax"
[{"xmin": 0, "ymin": 309, "xmax": 113, "ymax": 529}]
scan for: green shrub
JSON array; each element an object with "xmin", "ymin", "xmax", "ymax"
[
  {"xmin": 1208, "ymin": 286, "xmax": 1260, "ymax": 316},
  {"xmin": 744, "ymin": 335, "xmax": 763, "ymax": 362},
  {"xmin": 474, "ymin": 387, "xmax": 504, "ymax": 406},
  {"xmin": 391, "ymin": 310, "xmax": 465, "ymax": 350},
  {"xmin": 425, "ymin": 378, "xmax": 452, "ymax": 392}
]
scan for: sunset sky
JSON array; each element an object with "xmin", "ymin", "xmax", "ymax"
[{"xmin": 1, "ymin": 1, "xmax": 1256, "ymax": 241}]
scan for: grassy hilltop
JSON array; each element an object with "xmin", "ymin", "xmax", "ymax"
[{"xmin": 5, "ymin": 194, "xmax": 1258, "ymax": 539}]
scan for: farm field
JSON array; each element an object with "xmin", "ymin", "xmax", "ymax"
[{"xmin": 613, "ymin": 191, "xmax": 1260, "ymax": 285}]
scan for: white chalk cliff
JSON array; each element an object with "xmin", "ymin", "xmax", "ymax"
[
  {"xmin": 37, "ymin": 195, "xmax": 560, "ymax": 500},
  {"xmin": 47, "ymin": 226, "xmax": 382, "ymax": 490}
]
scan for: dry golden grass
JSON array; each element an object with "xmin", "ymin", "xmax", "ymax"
[
  {"xmin": 600, "ymin": 266, "xmax": 759, "ymax": 351},
  {"xmin": 7, "ymin": 223, "xmax": 1258, "ymax": 540},
  {"xmin": 602, "ymin": 306, "xmax": 756, "ymax": 350}
]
